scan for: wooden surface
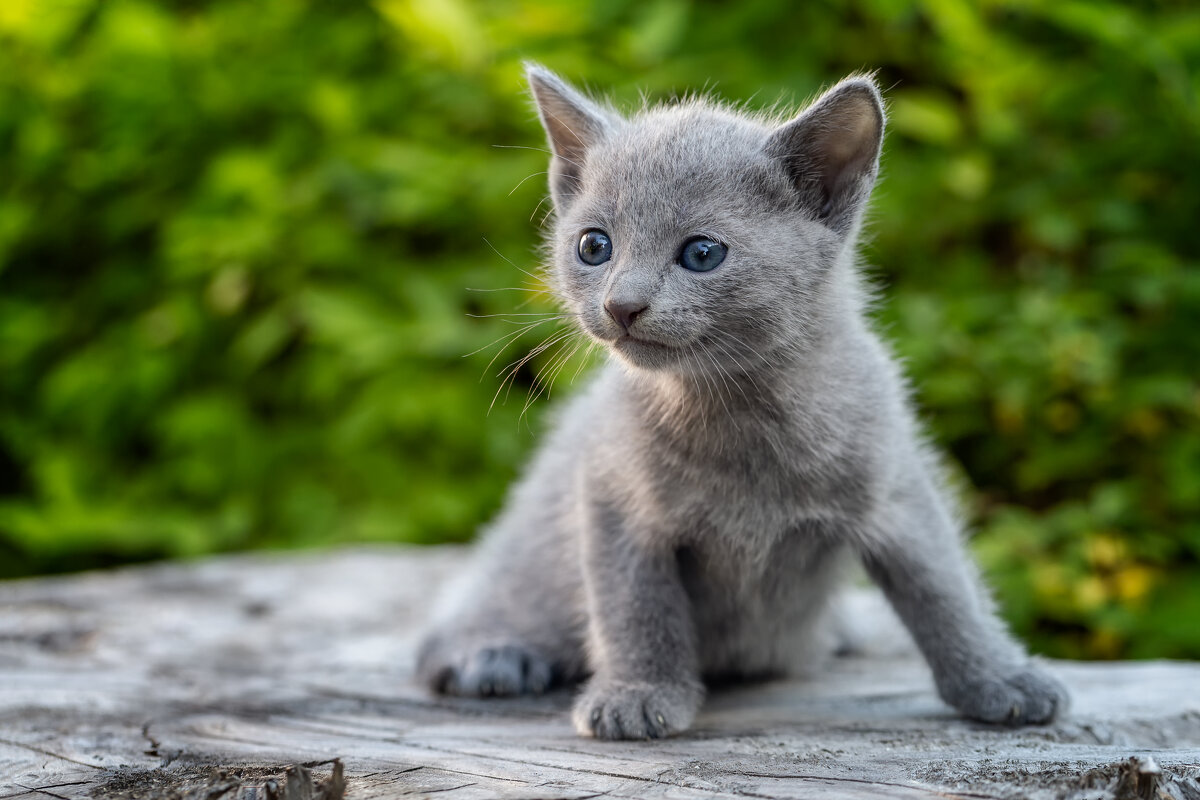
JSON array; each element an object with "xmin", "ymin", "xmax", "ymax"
[{"xmin": 1, "ymin": 546, "xmax": 1198, "ymax": 800}]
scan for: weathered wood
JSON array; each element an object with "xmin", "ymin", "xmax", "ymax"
[{"xmin": 1, "ymin": 547, "xmax": 1197, "ymax": 800}]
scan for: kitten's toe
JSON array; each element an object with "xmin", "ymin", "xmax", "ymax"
[
  {"xmin": 418, "ymin": 638, "xmax": 552, "ymax": 697},
  {"xmin": 946, "ymin": 664, "xmax": 1068, "ymax": 725},
  {"xmin": 572, "ymin": 678, "xmax": 702, "ymax": 740},
  {"xmin": 1004, "ymin": 667, "xmax": 1069, "ymax": 723}
]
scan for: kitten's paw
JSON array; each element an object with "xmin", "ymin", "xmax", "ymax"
[
  {"xmin": 572, "ymin": 678, "xmax": 702, "ymax": 740},
  {"xmin": 945, "ymin": 664, "xmax": 1069, "ymax": 725},
  {"xmin": 418, "ymin": 638, "xmax": 552, "ymax": 697}
]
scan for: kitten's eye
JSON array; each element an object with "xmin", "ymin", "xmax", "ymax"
[
  {"xmin": 678, "ymin": 237, "xmax": 727, "ymax": 272},
  {"xmin": 577, "ymin": 230, "xmax": 613, "ymax": 266}
]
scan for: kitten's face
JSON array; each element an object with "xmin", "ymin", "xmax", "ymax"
[
  {"xmin": 528, "ymin": 66, "xmax": 884, "ymax": 375},
  {"xmin": 551, "ymin": 107, "xmax": 841, "ymax": 373}
]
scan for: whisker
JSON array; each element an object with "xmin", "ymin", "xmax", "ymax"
[
  {"xmin": 482, "ymin": 237, "xmax": 544, "ymax": 283},
  {"xmin": 466, "ymin": 317, "xmax": 558, "ymax": 364},
  {"xmin": 500, "ymin": 328, "xmax": 577, "ymax": 380},
  {"xmin": 509, "ymin": 171, "xmax": 548, "ymax": 197},
  {"xmin": 499, "ymin": 331, "xmax": 575, "ymax": 412},
  {"xmin": 489, "ymin": 327, "xmax": 579, "ymax": 414},
  {"xmin": 701, "ymin": 347, "xmax": 736, "ymax": 423},
  {"xmin": 551, "ymin": 334, "xmax": 586, "ymax": 385},
  {"xmin": 548, "ymin": 340, "xmax": 584, "ymax": 396},
  {"xmin": 512, "ymin": 292, "xmax": 550, "ymax": 312},
  {"xmin": 708, "ymin": 337, "xmax": 758, "ymax": 400},
  {"xmin": 529, "ymin": 196, "xmax": 551, "ymax": 224},
  {"xmin": 481, "ymin": 318, "xmax": 566, "ymax": 377},
  {"xmin": 522, "ymin": 333, "xmax": 583, "ymax": 421},
  {"xmin": 686, "ymin": 344, "xmax": 716, "ymax": 447},
  {"xmin": 466, "ymin": 311, "xmax": 576, "ymax": 318},
  {"xmin": 570, "ymin": 340, "xmax": 599, "ymax": 383},
  {"xmin": 492, "ymin": 143, "xmax": 584, "ymax": 171},
  {"xmin": 465, "ymin": 285, "xmax": 549, "ymax": 294},
  {"xmin": 720, "ymin": 330, "xmax": 774, "ymax": 369}
]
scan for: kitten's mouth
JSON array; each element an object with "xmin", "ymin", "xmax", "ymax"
[
  {"xmin": 613, "ymin": 333, "xmax": 672, "ymax": 350},
  {"xmin": 608, "ymin": 333, "xmax": 683, "ymax": 370},
  {"xmin": 588, "ymin": 324, "xmax": 682, "ymax": 367}
]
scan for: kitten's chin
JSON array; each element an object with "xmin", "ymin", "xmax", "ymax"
[{"xmin": 608, "ymin": 334, "xmax": 682, "ymax": 371}]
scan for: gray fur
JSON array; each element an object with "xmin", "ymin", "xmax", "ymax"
[{"xmin": 416, "ymin": 65, "xmax": 1068, "ymax": 739}]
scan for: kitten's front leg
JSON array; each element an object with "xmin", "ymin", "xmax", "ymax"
[
  {"xmin": 859, "ymin": 464, "xmax": 1068, "ymax": 725},
  {"xmin": 572, "ymin": 498, "xmax": 703, "ymax": 740}
]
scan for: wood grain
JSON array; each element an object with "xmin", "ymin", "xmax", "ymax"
[{"xmin": 1, "ymin": 547, "xmax": 1197, "ymax": 799}]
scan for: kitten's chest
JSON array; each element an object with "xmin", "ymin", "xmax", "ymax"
[{"xmin": 643, "ymin": 412, "xmax": 872, "ymax": 537}]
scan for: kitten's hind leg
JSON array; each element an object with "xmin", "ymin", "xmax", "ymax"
[
  {"xmin": 417, "ymin": 633, "xmax": 554, "ymax": 697},
  {"xmin": 415, "ymin": 536, "xmax": 587, "ymax": 698},
  {"xmin": 857, "ymin": 457, "xmax": 1068, "ymax": 725},
  {"xmin": 416, "ymin": 438, "xmax": 589, "ymax": 698}
]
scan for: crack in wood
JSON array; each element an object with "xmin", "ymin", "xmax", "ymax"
[
  {"xmin": 398, "ymin": 782, "xmax": 476, "ymax": 796},
  {"xmin": 395, "ymin": 764, "xmax": 533, "ymax": 785},
  {"xmin": 732, "ymin": 771, "xmax": 1005, "ymax": 800},
  {"xmin": 0, "ymin": 737, "xmax": 105, "ymax": 770},
  {"xmin": 7, "ymin": 785, "xmax": 73, "ymax": 800},
  {"xmin": 0, "ymin": 782, "xmax": 92, "ymax": 800}
]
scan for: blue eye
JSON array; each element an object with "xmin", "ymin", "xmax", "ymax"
[
  {"xmin": 578, "ymin": 230, "xmax": 612, "ymax": 265},
  {"xmin": 678, "ymin": 237, "xmax": 727, "ymax": 272}
]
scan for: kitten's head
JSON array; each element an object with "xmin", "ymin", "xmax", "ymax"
[{"xmin": 527, "ymin": 65, "xmax": 885, "ymax": 374}]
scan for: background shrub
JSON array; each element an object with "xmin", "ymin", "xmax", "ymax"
[{"xmin": 1, "ymin": 0, "xmax": 1197, "ymax": 658}]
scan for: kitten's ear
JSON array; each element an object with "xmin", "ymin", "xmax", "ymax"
[
  {"xmin": 525, "ymin": 63, "xmax": 615, "ymax": 209},
  {"xmin": 765, "ymin": 76, "xmax": 885, "ymax": 235}
]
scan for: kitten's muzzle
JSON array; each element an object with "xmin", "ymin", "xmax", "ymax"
[{"xmin": 604, "ymin": 299, "xmax": 648, "ymax": 334}]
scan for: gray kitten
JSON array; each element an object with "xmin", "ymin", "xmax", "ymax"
[{"xmin": 416, "ymin": 64, "xmax": 1068, "ymax": 739}]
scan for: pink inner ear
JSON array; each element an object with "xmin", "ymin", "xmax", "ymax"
[
  {"xmin": 764, "ymin": 80, "xmax": 883, "ymax": 230},
  {"xmin": 543, "ymin": 111, "xmax": 590, "ymax": 162},
  {"xmin": 528, "ymin": 71, "xmax": 608, "ymax": 163},
  {"xmin": 819, "ymin": 96, "xmax": 880, "ymax": 169},
  {"xmin": 527, "ymin": 70, "xmax": 614, "ymax": 207}
]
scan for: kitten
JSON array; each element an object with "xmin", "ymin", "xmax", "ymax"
[{"xmin": 416, "ymin": 64, "xmax": 1068, "ymax": 739}]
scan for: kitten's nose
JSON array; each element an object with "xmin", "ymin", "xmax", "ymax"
[{"xmin": 604, "ymin": 299, "xmax": 647, "ymax": 334}]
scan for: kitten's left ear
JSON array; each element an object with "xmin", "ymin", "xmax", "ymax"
[
  {"xmin": 765, "ymin": 76, "xmax": 885, "ymax": 235},
  {"xmin": 525, "ymin": 63, "xmax": 617, "ymax": 209}
]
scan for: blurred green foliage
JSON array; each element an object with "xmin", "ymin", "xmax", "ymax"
[{"xmin": 1, "ymin": 0, "xmax": 1197, "ymax": 659}]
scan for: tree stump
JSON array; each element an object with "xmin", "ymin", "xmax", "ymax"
[{"xmin": 1, "ymin": 547, "xmax": 1197, "ymax": 799}]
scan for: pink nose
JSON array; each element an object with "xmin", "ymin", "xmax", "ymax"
[{"xmin": 604, "ymin": 300, "xmax": 647, "ymax": 333}]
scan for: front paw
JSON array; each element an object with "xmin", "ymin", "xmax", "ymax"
[
  {"xmin": 572, "ymin": 678, "xmax": 702, "ymax": 740},
  {"xmin": 942, "ymin": 663, "xmax": 1069, "ymax": 725}
]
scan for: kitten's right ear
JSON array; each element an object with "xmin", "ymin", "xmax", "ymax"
[
  {"xmin": 525, "ymin": 63, "xmax": 615, "ymax": 209},
  {"xmin": 765, "ymin": 76, "xmax": 885, "ymax": 235}
]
